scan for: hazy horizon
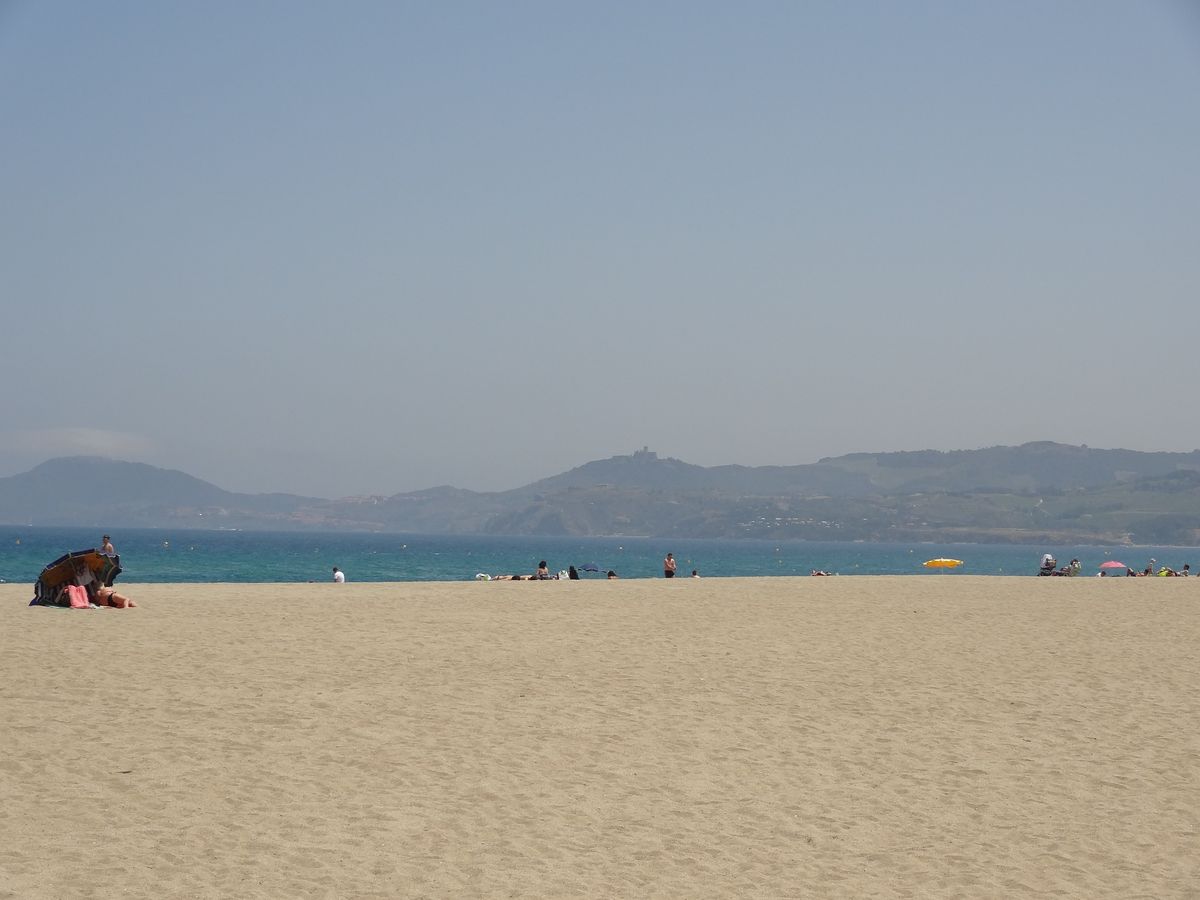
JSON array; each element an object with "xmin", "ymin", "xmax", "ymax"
[
  {"xmin": 3, "ymin": 2, "xmax": 1197, "ymax": 497},
  {"xmin": 9, "ymin": 438, "xmax": 1200, "ymax": 501}
]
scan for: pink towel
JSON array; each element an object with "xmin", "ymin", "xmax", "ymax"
[{"xmin": 67, "ymin": 585, "xmax": 90, "ymax": 609}]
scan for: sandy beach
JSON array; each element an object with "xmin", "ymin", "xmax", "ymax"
[{"xmin": 2, "ymin": 576, "xmax": 1197, "ymax": 898}]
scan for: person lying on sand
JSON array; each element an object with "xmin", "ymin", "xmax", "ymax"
[{"xmin": 70, "ymin": 559, "xmax": 137, "ymax": 608}]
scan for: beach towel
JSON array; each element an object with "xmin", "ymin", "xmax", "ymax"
[{"xmin": 67, "ymin": 585, "xmax": 90, "ymax": 609}]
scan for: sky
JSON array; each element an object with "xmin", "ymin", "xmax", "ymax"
[{"xmin": 2, "ymin": 1, "xmax": 1198, "ymax": 498}]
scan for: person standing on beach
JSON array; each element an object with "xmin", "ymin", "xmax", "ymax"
[
  {"xmin": 664, "ymin": 553, "xmax": 676, "ymax": 578},
  {"xmin": 332, "ymin": 567, "xmax": 345, "ymax": 583}
]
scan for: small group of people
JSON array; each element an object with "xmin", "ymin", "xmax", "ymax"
[
  {"xmin": 59, "ymin": 534, "xmax": 136, "ymax": 608},
  {"xmin": 482, "ymin": 561, "xmax": 621, "ymax": 581},
  {"xmin": 475, "ymin": 553, "xmax": 697, "ymax": 581},
  {"xmin": 1038, "ymin": 555, "xmax": 1082, "ymax": 577},
  {"xmin": 483, "ymin": 561, "xmax": 564, "ymax": 581},
  {"xmin": 1042, "ymin": 553, "xmax": 1193, "ymax": 577},
  {"xmin": 1101, "ymin": 565, "xmax": 1191, "ymax": 576},
  {"xmin": 1135, "ymin": 560, "xmax": 1190, "ymax": 577}
]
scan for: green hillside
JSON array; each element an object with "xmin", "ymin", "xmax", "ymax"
[{"xmin": 3, "ymin": 444, "xmax": 1199, "ymax": 544}]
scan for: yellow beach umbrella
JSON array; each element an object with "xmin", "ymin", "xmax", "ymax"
[{"xmin": 923, "ymin": 558, "xmax": 964, "ymax": 569}]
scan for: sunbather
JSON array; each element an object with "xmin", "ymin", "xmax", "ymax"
[{"xmin": 71, "ymin": 559, "xmax": 136, "ymax": 608}]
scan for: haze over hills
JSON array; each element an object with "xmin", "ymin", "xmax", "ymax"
[
  {"xmin": 2, "ymin": 444, "xmax": 1200, "ymax": 545},
  {"xmin": 0, "ymin": 457, "xmax": 324, "ymax": 528}
]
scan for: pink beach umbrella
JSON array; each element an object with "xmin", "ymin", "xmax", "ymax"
[{"xmin": 1099, "ymin": 560, "xmax": 1127, "ymax": 571}]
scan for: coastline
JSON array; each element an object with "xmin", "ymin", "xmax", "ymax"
[
  {"xmin": 3, "ymin": 527, "xmax": 1196, "ymax": 585},
  {"xmin": 3, "ymin": 578, "xmax": 1198, "ymax": 898}
]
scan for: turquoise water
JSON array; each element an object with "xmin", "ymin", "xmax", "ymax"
[{"xmin": 1, "ymin": 527, "xmax": 1193, "ymax": 584}]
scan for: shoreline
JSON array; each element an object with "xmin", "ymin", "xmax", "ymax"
[{"xmin": 9, "ymin": 573, "xmax": 1200, "ymax": 595}]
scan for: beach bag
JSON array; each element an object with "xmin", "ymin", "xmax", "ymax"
[{"xmin": 67, "ymin": 585, "xmax": 91, "ymax": 609}]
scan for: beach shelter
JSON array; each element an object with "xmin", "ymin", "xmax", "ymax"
[
  {"xmin": 923, "ymin": 557, "xmax": 963, "ymax": 571},
  {"xmin": 1098, "ymin": 560, "xmax": 1127, "ymax": 571},
  {"xmin": 30, "ymin": 548, "xmax": 121, "ymax": 606}
]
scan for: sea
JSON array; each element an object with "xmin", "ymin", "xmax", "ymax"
[{"xmin": 1, "ymin": 527, "xmax": 1194, "ymax": 585}]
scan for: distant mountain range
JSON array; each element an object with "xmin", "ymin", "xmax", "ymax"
[{"xmin": 2, "ymin": 443, "xmax": 1200, "ymax": 545}]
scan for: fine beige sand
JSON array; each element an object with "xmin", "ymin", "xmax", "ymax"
[{"xmin": 2, "ymin": 576, "xmax": 1198, "ymax": 898}]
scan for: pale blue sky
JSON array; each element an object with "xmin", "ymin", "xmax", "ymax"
[{"xmin": 2, "ymin": 1, "xmax": 1198, "ymax": 497}]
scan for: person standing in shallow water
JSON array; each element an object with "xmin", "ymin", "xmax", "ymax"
[
  {"xmin": 663, "ymin": 553, "xmax": 676, "ymax": 578},
  {"xmin": 332, "ymin": 567, "xmax": 345, "ymax": 583},
  {"xmin": 101, "ymin": 534, "xmax": 114, "ymax": 555}
]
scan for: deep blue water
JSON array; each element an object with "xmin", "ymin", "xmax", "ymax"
[{"xmin": 1, "ymin": 527, "xmax": 1194, "ymax": 584}]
